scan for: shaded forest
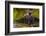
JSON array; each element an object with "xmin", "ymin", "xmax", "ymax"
[{"xmin": 13, "ymin": 8, "xmax": 39, "ymax": 28}]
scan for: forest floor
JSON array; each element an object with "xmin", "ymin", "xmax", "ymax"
[{"xmin": 13, "ymin": 22, "xmax": 39, "ymax": 28}]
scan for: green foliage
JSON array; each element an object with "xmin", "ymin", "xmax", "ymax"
[
  {"xmin": 32, "ymin": 9, "xmax": 39, "ymax": 18},
  {"xmin": 13, "ymin": 8, "xmax": 39, "ymax": 23},
  {"xmin": 13, "ymin": 8, "xmax": 26, "ymax": 20}
]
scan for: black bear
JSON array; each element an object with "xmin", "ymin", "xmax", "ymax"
[{"xmin": 25, "ymin": 12, "xmax": 34, "ymax": 26}]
